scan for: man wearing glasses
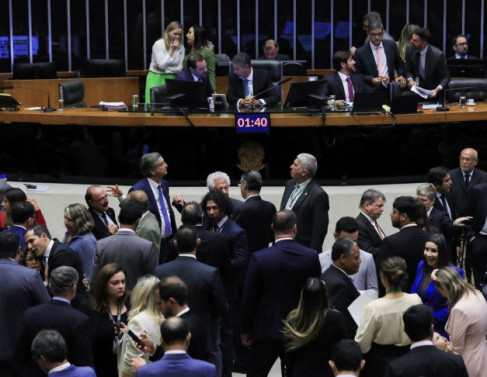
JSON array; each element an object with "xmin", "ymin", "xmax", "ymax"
[
  {"xmin": 85, "ymin": 185, "xmax": 119, "ymax": 240},
  {"xmin": 452, "ymin": 35, "xmax": 477, "ymax": 59}
]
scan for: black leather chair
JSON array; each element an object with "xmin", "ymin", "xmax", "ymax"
[
  {"xmin": 59, "ymin": 81, "xmax": 87, "ymax": 108},
  {"xmin": 82, "ymin": 59, "xmax": 126, "ymax": 77},
  {"xmin": 283, "ymin": 61, "xmax": 307, "ymax": 76},
  {"xmin": 250, "ymin": 60, "xmax": 283, "ymax": 101},
  {"xmin": 13, "ymin": 62, "xmax": 57, "ymax": 79},
  {"xmin": 446, "ymin": 78, "xmax": 487, "ymax": 103},
  {"xmin": 150, "ymin": 84, "xmax": 167, "ymax": 105}
]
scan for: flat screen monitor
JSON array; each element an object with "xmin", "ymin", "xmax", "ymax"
[
  {"xmin": 165, "ymin": 79, "xmax": 208, "ymax": 108},
  {"xmin": 284, "ymin": 80, "xmax": 328, "ymax": 108},
  {"xmin": 447, "ymin": 58, "xmax": 486, "ymax": 77}
]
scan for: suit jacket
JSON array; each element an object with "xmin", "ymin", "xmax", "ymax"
[
  {"xmin": 218, "ymin": 217, "xmax": 249, "ymax": 275},
  {"xmin": 323, "ymin": 72, "xmax": 370, "ymax": 102},
  {"xmin": 377, "ymin": 225, "xmax": 429, "ymax": 293},
  {"xmin": 449, "ymin": 166, "xmax": 487, "ymax": 216},
  {"xmin": 405, "ymin": 43, "xmax": 450, "ymax": 90},
  {"xmin": 433, "ymin": 192, "xmax": 458, "ymax": 221},
  {"xmin": 467, "ymin": 183, "xmax": 487, "ymax": 235},
  {"xmin": 50, "ymin": 365, "xmax": 96, "ymax": 377},
  {"xmin": 88, "ymin": 206, "xmax": 118, "ymax": 240},
  {"xmin": 384, "ymin": 344, "xmax": 468, "ymax": 377},
  {"xmin": 233, "ymin": 195, "xmax": 276, "ymax": 253},
  {"xmin": 0, "ymin": 259, "xmax": 49, "ymax": 361},
  {"xmin": 356, "ymin": 212, "xmax": 384, "ymax": 257},
  {"xmin": 241, "ymin": 239, "xmax": 321, "ymax": 340},
  {"xmin": 15, "ymin": 299, "xmax": 92, "ymax": 374},
  {"xmin": 280, "ymin": 179, "xmax": 329, "ymax": 252},
  {"xmin": 91, "ymin": 229, "xmax": 158, "ymax": 291},
  {"xmin": 355, "ymin": 39, "xmax": 406, "ymax": 86},
  {"xmin": 130, "ymin": 178, "xmax": 177, "ymax": 236},
  {"xmin": 6, "ymin": 225, "xmax": 26, "ymax": 247},
  {"xmin": 136, "ymin": 211, "xmax": 161, "ymax": 256},
  {"xmin": 175, "ymin": 69, "xmax": 214, "ymax": 98},
  {"xmin": 321, "ymin": 264, "xmax": 360, "ymax": 339},
  {"xmin": 136, "ymin": 352, "xmax": 216, "ymax": 377},
  {"xmin": 226, "ymin": 68, "xmax": 280, "ymax": 106}
]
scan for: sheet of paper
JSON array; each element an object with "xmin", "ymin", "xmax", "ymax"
[
  {"xmin": 410, "ymin": 85, "xmax": 432, "ymax": 99},
  {"xmin": 348, "ymin": 290, "xmax": 378, "ymax": 326}
]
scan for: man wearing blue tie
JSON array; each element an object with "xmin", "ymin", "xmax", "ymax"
[{"xmin": 130, "ymin": 152, "xmax": 177, "ymax": 263}]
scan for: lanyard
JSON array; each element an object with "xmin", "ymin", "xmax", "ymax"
[{"xmin": 289, "ymin": 183, "xmax": 308, "ymax": 207}]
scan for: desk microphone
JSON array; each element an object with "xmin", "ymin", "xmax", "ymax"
[
  {"xmin": 7, "ymin": 86, "xmax": 56, "ymax": 112},
  {"xmin": 252, "ymin": 77, "xmax": 292, "ymax": 99},
  {"xmin": 437, "ymin": 86, "xmax": 476, "ymax": 112}
]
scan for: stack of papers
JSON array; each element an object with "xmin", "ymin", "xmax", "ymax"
[
  {"xmin": 410, "ymin": 86, "xmax": 432, "ymax": 99},
  {"xmin": 99, "ymin": 101, "xmax": 127, "ymax": 111}
]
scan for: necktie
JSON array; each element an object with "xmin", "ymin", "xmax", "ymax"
[
  {"xmin": 243, "ymin": 79, "xmax": 250, "ymax": 97},
  {"xmin": 101, "ymin": 212, "xmax": 109, "ymax": 227},
  {"xmin": 418, "ymin": 52, "xmax": 425, "ymax": 79},
  {"xmin": 440, "ymin": 194, "xmax": 448, "ymax": 209},
  {"xmin": 346, "ymin": 77, "xmax": 354, "ymax": 102},
  {"xmin": 286, "ymin": 185, "xmax": 300, "ymax": 209},
  {"xmin": 376, "ymin": 46, "xmax": 383, "ymax": 77},
  {"xmin": 212, "ymin": 223, "xmax": 220, "ymax": 233},
  {"xmin": 157, "ymin": 184, "xmax": 172, "ymax": 237},
  {"xmin": 375, "ymin": 221, "xmax": 385, "ymax": 240},
  {"xmin": 465, "ymin": 173, "xmax": 471, "ymax": 188}
]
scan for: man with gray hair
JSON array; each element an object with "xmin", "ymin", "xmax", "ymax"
[
  {"xmin": 130, "ymin": 152, "xmax": 177, "ymax": 263},
  {"xmin": 15, "ymin": 266, "xmax": 91, "ymax": 376},
  {"xmin": 31, "ymin": 329, "xmax": 96, "ymax": 377},
  {"xmin": 280, "ymin": 153, "xmax": 329, "ymax": 252},
  {"xmin": 356, "ymin": 188, "xmax": 386, "ymax": 258}
]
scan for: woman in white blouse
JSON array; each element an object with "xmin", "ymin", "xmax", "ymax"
[
  {"xmin": 145, "ymin": 21, "xmax": 185, "ymax": 103},
  {"xmin": 355, "ymin": 256, "xmax": 422, "ymax": 377}
]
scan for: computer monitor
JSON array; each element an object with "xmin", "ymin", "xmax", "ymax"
[
  {"xmin": 165, "ymin": 79, "xmax": 208, "ymax": 108},
  {"xmin": 284, "ymin": 80, "xmax": 328, "ymax": 108},
  {"xmin": 447, "ymin": 58, "xmax": 486, "ymax": 77}
]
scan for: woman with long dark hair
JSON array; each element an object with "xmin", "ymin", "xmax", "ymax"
[
  {"xmin": 283, "ymin": 277, "xmax": 346, "ymax": 377},
  {"xmin": 185, "ymin": 24, "xmax": 216, "ymax": 90},
  {"xmin": 0, "ymin": 187, "xmax": 47, "ymax": 227}
]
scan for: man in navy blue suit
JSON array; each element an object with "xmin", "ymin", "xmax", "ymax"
[
  {"xmin": 129, "ymin": 152, "xmax": 177, "ymax": 263},
  {"xmin": 175, "ymin": 53, "xmax": 214, "ymax": 98},
  {"xmin": 241, "ymin": 209, "xmax": 321, "ymax": 377},
  {"xmin": 6, "ymin": 201, "xmax": 36, "ymax": 248},
  {"xmin": 135, "ymin": 317, "xmax": 216, "ymax": 377}
]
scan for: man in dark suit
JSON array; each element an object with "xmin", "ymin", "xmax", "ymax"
[
  {"xmin": 405, "ymin": 27, "xmax": 450, "ymax": 98},
  {"xmin": 227, "ymin": 52, "xmax": 280, "ymax": 107},
  {"xmin": 451, "ymin": 34, "xmax": 477, "ymax": 59},
  {"xmin": 241, "ymin": 209, "xmax": 321, "ymax": 377},
  {"xmin": 24, "ymin": 225, "xmax": 91, "ymax": 315},
  {"xmin": 0, "ymin": 232, "xmax": 50, "ymax": 377},
  {"xmin": 449, "ymin": 147, "xmax": 487, "ymax": 216},
  {"xmin": 259, "ymin": 39, "xmax": 291, "ymax": 60},
  {"xmin": 91, "ymin": 202, "xmax": 157, "ymax": 292},
  {"xmin": 175, "ymin": 53, "xmax": 214, "ymax": 97},
  {"xmin": 321, "ymin": 239, "xmax": 361, "ymax": 339},
  {"xmin": 129, "ymin": 152, "xmax": 177, "ymax": 263},
  {"xmin": 324, "ymin": 50, "xmax": 370, "ymax": 106},
  {"xmin": 135, "ymin": 317, "xmax": 217, "ymax": 377},
  {"xmin": 329, "ymin": 339, "xmax": 365, "ymax": 377},
  {"xmin": 354, "ymin": 20, "xmax": 406, "ymax": 90},
  {"xmin": 15, "ymin": 266, "xmax": 91, "ymax": 377},
  {"xmin": 7, "ymin": 201, "xmax": 36, "ymax": 248},
  {"xmin": 384, "ymin": 304, "xmax": 468, "ymax": 377},
  {"xmin": 356, "ymin": 189, "xmax": 386, "ymax": 258},
  {"xmin": 466, "ymin": 183, "xmax": 487, "ymax": 287},
  {"xmin": 154, "ymin": 225, "xmax": 227, "ymax": 377},
  {"xmin": 85, "ymin": 185, "xmax": 118, "ymax": 240},
  {"xmin": 427, "ymin": 167, "xmax": 457, "ymax": 221},
  {"xmin": 234, "ymin": 170, "xmax": 276, "ymax": 253},
  {"xmin": 280, "ymin": 153, "xmax": 329, "ymax": 253},
  {"xmin": 376, "ymin": 196, "xmax": 429, "ymax": 293}
]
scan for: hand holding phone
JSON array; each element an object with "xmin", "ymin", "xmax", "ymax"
[{"xmin": 127, "ymin": 330, "xmax": 145, "ymax": 347}]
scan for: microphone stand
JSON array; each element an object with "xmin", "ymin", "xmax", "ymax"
[
  {"xmin": 8, "ymin": 86, "xmax": 56, "ymax": 112},
  {"xmin": 247, "ymin": 77, "xmax": 293, "ymax": 110}
]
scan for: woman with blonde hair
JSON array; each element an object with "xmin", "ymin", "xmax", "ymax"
[
  {"xmin": 62, "ymin": 203, "xmax": 97, "ymax": 280},
  {"xmin": 283, "ymin": 277, "xmax": 346, "ymax": 377},
  {"xmin": 145, "ymin": 21, "xmax": 185, "ymax": 103},
  {"xmin": 397, "ymin": 24, "xmax": 419, "ymax": 60},
  {"xmin": 117, "ymin": 275, "xmax": 164, "ymax": 377},
  {"xmin": 433, "ymin": 266, "xmax": 487, "ymax": 377}
]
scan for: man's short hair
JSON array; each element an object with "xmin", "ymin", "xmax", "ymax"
[
  {"xmin": 0, "ymin": 232, "xmax": 20, "ymax": 258},
  {"xmin": 187, "ymin": 53, "xmax": 205, "ymax": 70},
  {"xmin": 416, "ymin": 183, "xmax": 436, "ymax": 201},
  {"xmin": 272, "ymin": 209, "xmax": 297, "ymax": 234},
  {"xmin": 49, "ymin": 266, "xmax": 79, "ymax": 296},
  {"xmin": 31, "ymin": 329, "xmax": 67, "ymax": 363},
  {"xmin": 161, "ymin": 317, "xmax": 189, "ymax": 346},
  {"xmin": 368, "ymin": 20, "xmax": 384, "ymax": 31},
  {"xmin": 415, "ymin": 27, "xmax": 431, "ymax": 43},
  {"xmin": 240, "ymin": 170, "xmax": 262, "ymax": 192},
  {"xmin": 403, "ymin": 304, "xmax": 433, "ymax": 342},
  {"xmin": 126, "ymin": 190, "xmax": 149, "ymax": 212},
  {"xmin": 330, "ymin": 339, "xmax": 363, "ymax": 372},
  {"xmin": 118, "ymin": 202, "xmax": 142, "ymax": 225},
  {"xmin": 335, "ymin": 217, "xmax": 359, "ymax": 234},
  {"xmin": 452, "ymin": 34, "xmax": 467, "ymax": 47},
  {"xmin": 181, "ymin": 201, "xmax": 203, "ymax": 225},
  {"xmin": 392, "ymin": 196, "xmax": 423, "ymax": 222},
  {"xmin": 176, "ymin": 225, "xmax": 198, "ymax": 253},
  {"xmin": 159, "ymin": 276, "xmax": 188, "ymax": 305},
  {"xmin": 26, "ymin": 224, "xmax": 52, "ymax": 239},
  {"xmin": 10, "ymin": 201, "xmax": 35, "ymax": 224},
  {"xmin": 359, "ymin": 189, "xmax": 385, "ymax": 208},
  {"xmin": 206, "ymin": 171, "xmax": 230, "ymax": 189},
  {"xmin": 140, "ymin": 152, "xmax": 162, "ymax": 177},
  {"xmin": 331, "ymin": 238, "xmax": 355, "ymax": 261},
  {"xmin": 363, "ymin": 11, "xmax": 382, "ymax": 23},
  {"xmin": 332, "ymin": 50, "xmax": 352, "ymax": 71},
  {"xmin": 232, "ymin": 52, "xmax": 252, "ymax": 68},
  {"xmin": 427, "ymin": 167, "xmax": 449, "ymax": 186},
  {"xmin": 201, "ymin": 190, "xmax": 233, "ymax": 216},
  {"xmin": 297, "ymin": 153, "xmax": 318, "ymax": 177}
]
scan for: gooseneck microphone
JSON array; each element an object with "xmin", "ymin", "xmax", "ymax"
[{"xmin": 5, "ymin": 86, "xmax": 56, "ymax": 112}]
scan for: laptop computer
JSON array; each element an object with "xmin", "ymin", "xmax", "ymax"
[{"xmin": 351, "ymin": 92, "xmax": 388, "ymax": 114}]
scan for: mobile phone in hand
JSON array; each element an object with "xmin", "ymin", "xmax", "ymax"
[{"xmin": 127, "ymin": 330, "xmax": 145, "ymax": 347}]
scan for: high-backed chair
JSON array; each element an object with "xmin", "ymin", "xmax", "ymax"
[
  {"xmin": 283, "ymin": 61, "xmax": 307, "ymax": 76},
  {"xmin": 13, "ymin": 62, "xmax": 57, "ymax": 79},
  {"xmin": 446, "ymin": 78, "xmax": 487, "ymax": 103},
  {"xmin": 59, "ymin": 80, "xmax": 87, "ymax": 108},
  {"xmin": 82, "ymin": 59, "xmax": 126, "ymax": 77},
  {"xmin": 150, "ymin": 84, "xmax": 167, "ymax": 105},
  {"xmin": 249, "ymin": 60, "xmax": 283, "ymax": 101}
]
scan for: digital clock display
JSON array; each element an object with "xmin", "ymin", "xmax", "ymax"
[{"xmin": 235, "ymin": 113, "xmax": 270, "ymax": 134}]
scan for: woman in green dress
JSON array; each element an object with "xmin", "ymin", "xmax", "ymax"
[{"xmin": 185, "ymin": 25, "xmax": 216, "ymax": 91}]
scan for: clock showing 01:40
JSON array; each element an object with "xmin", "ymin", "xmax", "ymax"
[{"xmin": 235, "ymin": 113, "xmax": 270, "ymax": 134}]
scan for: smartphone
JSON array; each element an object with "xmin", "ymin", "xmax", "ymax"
[{"xmin": 127, "ymin": 329, "xmax": 145, "ymax": 347}]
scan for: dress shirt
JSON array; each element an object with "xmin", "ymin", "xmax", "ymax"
[
  {"xmin": 147, "ymin": 178, "xmax": 171, "ymax": 238},
  {"xmin": 164, "ymin": 350, "xmax": 187, "ymax": 355},
  {"xmin": 337, "ymin": 71, "xmax": 354, "ymax": 103},
  {"xmin": 117, "ymin": 228, "xmax": 135, "ymax": 234},
  {"xmin": 149, "ymin": 39, "xmax": 185, "ymax": 74},
  {"xmin": 49, "ymin": 362, "xmax": 72, "ymax": 375},
  {"xmin": 370, "ymin": 41, "xmax": 389, "ymax": 86},
  {"xmin": 52, "ymin": 296, "xmax": 71, "ymax": 305},
  {"xmin": 191, "ymin": 72, "xmax": 201, "ymax": 82},
  {"xmin": 285, "ymin": 178, "xmax": 311, "ymax": 209},
  {"xmin": 274, "ymin": 237, "xmax": 293, "ymax": 243},
  {"xmin": 178, "ymin": 253, "xmax": 197, "ymax": 260},
  {"xmin": 401, "ymin": 223, "xmax": 418, "ymax": 230},
  {"xmin": 176, "ymin": 307, "xmax": 190, "ymax": 316},
  {"xmin": 360, "ymin": 211, "xmax": 385, "ymax": 238},
  {"xmin": 455, "ymin": 53, "xmax": 468, "ymax": 59},
  {"xmin": 410, "ymin": 339, "xmax": 433, "ymax": 350},
  {"xmin": 237, "ymin": 68, "xmax": 266, "ymax": 107},
  {"xmin": 435, "ymin": 192, "xmax": 452, "ymax": 219},
  {"xmin": 93, "ymin": 209, "xmax": 116, "ymax": 226}
]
